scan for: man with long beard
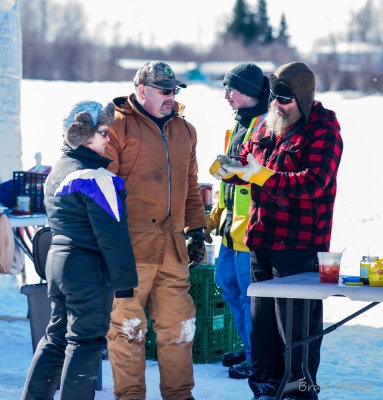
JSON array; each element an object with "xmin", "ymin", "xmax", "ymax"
[{"xmin": 210, "ymin": 62, "xmax": 343, "ymax": 399}]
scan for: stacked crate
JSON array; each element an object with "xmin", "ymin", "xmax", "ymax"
[
  {"xmin": 13, "ymin": 171, "xmax": 49, "ymax": 213},
  {"xmin": 145, "ymin": 264, "xmax": 243, "ymax": 363}
]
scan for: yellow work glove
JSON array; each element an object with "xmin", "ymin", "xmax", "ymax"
[
  {"xmin": 222, "ymin": 153, "xmax": 275, "ymax": 187},
  {"xmin": 209, "ymin": 155, "xmax": 238, "ymax": 180},
  {"xmin": 205, "ymin": 202, "xmax": 223, "ymax": 243}
]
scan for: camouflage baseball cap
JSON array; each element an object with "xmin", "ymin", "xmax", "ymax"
[{"xmin": 134, "ymin": 60, "xmax": 187, "ymax": 89}]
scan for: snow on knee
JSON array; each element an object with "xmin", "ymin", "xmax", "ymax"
[
  {"xmin": 176, "ymin": 317, "xmax": 196, "ymax": 344},
  {"xmin": 122, "ymin": 317, "xmax": 146, "ymax": 341}
]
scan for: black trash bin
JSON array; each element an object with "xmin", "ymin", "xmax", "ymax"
[{"xmin": 20, "ymin": 282, "xmax": 102, "ymax": 391}]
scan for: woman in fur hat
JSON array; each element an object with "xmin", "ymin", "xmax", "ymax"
[{"xmin": 21, "ymin": 101, "xmax": 137, "ymax": 400}]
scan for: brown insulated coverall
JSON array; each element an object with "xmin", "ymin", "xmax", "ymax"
[{"xmin": 105, "ymin": 94, "xmax": 206, "ymax": 400}]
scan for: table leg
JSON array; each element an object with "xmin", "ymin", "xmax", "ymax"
[
  {"xmin": 274, "ymin": 298, "xmax": 293, "ymax": 400},
  {"xmin": 302, "ymin": 299, "xmax": 318, "ymax": 399}
]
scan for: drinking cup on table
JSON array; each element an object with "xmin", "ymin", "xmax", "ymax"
[{"xmin": 318, "ymin": 252, "xmax": 342, "ymax": 283}]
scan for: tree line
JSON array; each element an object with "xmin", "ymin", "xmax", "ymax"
[{"xmin": 20, "ymin": 0, "xmax": 383, "ymax": 93}]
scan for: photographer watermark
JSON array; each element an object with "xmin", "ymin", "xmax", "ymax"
[{"xmin": 298, "ymin": 379, "xmax": 372, "ymax": 392}]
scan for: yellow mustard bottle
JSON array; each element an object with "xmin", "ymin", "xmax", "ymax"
[{"xmin": 369, "ymin": 258, "xmax": 383, "ymax": 287}]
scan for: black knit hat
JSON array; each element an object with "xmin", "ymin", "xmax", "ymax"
[
  {"xmin": 270, "ymin": 62, "xmax": 315, "ymax": 123},
  {"xmin": 63, "ymin": 101, "xmax": 115, "ymax": 149},
  {"xmin": 223, "ymin": 63, "xmax": 265, "ymax": 99}
]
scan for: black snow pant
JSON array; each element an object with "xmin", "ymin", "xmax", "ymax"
[
  {"xmin": 249, "ymin": 248, "xmax": 323, "ymax": 395},
  {"xmin": 21, "ymin": 246, "xmax": 114, "ymax": 400}
]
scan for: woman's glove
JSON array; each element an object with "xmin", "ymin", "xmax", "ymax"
[{"xmin": 115, "ymin": 288, "xmax": 134, "ymax": 298}]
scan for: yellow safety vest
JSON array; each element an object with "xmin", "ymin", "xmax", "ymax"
[{"xmin": 219, "ymin": 114, "xmax": 266, "ymax": 251}]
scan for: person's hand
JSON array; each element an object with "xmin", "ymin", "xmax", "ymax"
[
  {"xmin": 222, "ymin": 153, "xmax": 261, "ymax": 180},
  {"xmin": 205, "ymin": 215, "xmax": 216, "ymax": 244},
  {"xmin": 205, "ymin": 202, "xmax": 223, "ymax": 243},
  {"xmin": 209, "ymin": 155, "xmax": 240, "ymax": 180},
  {"xmin": 223, "ymin": 153, "xmax": 275, "ymax": 186},
  {"xmin": 115, "ymin": 289, "xmax": 134, "ymax": 298},
  {"xmin": 186, "ymin": 228, "xmax": 206, "ymax": 268}
]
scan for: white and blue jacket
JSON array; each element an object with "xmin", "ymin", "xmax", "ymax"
[{"xmin": 44, "ymin": 144, "xmax": 137, "ymax": 292}]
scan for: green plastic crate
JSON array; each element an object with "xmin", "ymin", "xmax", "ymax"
[
  {"xmin": 145, "ymin": 316, "xmax": 157, "ymax": 360},
  {"xmin": 193, "ymin": 312, "xmax": 243, "ymax": 364},
  {"xmin": 144, "ymin": 264, "xmax": 243, "ymax": 363},
  {"xmin": 189, "ymin": 265, "xmax": 231, "ymax": 317}
]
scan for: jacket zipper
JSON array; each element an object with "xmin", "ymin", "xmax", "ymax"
[{"xmin": 154, "ymin": 120, "xmax": 172, "ymax": 217}]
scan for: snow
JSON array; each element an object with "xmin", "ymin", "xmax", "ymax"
[{"xmin": 1, "ymin": 79, "xmax": 383, "ymax": 399}]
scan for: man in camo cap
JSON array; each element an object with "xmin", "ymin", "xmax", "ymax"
[{"xmin": 105, "ymin": 60, "xmax": 206, "ymax": 400}]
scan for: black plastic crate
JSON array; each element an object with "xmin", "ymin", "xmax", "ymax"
[{"xmin": 13, "ymin": 171, "xmax": 48, "ymax": 213}]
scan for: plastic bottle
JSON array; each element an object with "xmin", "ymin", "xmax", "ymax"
[
  {"xmin": 369, "ymin": 258, "xmax": 383, "ymax": 287},
  {"xmin": 360, "ymin": 256, "xmax": 379, "ymax": 285}
]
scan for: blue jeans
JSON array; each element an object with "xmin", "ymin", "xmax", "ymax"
[{"xmin": 215, "ymin": 243, "xmax": 252, "ymax": 359}]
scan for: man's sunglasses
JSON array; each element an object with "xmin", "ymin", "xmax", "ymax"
[
  {"xmin": 270, "ymin": 90, "xmax": 294, "ymax": 105},
  {"xmin": 96, "ymin": 129, "xmax": 109, "ymax": 138},
  {"xmin": 147, "ymin": 85, "xmax": 180, "ymax": 95}
]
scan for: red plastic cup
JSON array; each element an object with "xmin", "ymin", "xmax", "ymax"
[{"xmin": 318, "ymin": 252, "xmax": 342, "ymax": 283}]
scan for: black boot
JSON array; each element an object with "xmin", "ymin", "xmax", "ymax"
[
  {"xmin": 248, "ymin": 375, "xmax": 281, "ymax": 398},
  {"xmin": 228, "ymin": 359, "xmax": 254, "ymax": 379},
  {"xmin": 221, "ymin": 347, "xmax": 246, "ymax": 367}
]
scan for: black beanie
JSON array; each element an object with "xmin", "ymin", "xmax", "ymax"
[
  {"xmin": 270, "ymin": 62, "xmax": 315, "ymax": 123},
  {"xmin": 223, "ymin": 63, "xmax": 265, "ymax": 99}
]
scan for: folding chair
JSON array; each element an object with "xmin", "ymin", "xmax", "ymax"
[{"xmin": 32, "ymin": 226, "xmax": 52, "ymax": 281}]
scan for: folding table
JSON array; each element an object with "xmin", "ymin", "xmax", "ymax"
[{"xmin": 247, "ymin": 272, "xmax": 383, "ymax": 400}]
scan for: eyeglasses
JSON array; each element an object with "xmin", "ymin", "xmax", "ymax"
[
  {"xmin": 96, "ymin": 130, "xmax": 109, "ymax": 138},
  {"xmin": 270, "ymin": 90, "xmax": 294, "ymax": 105},
  {"xmin": 147, "ymin": 85, "xmax": 180, "ymax": 95},
  {"xmin": 224, "ymin": 87, "xmax": 233, "ymax": 96}
]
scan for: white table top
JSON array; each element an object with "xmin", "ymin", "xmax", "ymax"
[
  {"xmin": 247, "ymin": 272, "xmax": 383, "ymax": 302},
  {"xmin": 8, "ymin": 214, "xmax": 48, "ymax": 228}
]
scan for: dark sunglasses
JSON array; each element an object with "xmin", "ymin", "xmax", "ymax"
[
  {"xmin": 147, "ymin": 85, "xmax": 180, "ymax": 95},
  {"xmin": 96, "ymin": 129, "xmax": 109, "ymax": 138},
  {"xmin": 270, "ymin": 90, "xmax": 294, "ymax": 105}
]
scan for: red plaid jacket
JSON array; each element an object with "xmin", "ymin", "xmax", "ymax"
[{"xmin": 226, "ymin": 101, "xmax": 343, "ymax": 251}]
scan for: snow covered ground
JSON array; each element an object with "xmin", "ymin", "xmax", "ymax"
[{"xmin": 0, "ymin": 80, "xmax": 382, "ymax": 399}]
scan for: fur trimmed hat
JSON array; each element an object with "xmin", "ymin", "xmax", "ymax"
[
  {"xmin": 63, "ymin": 101, "xmax": 115, "ymax": 149},
  {"xmin": 223, "ymin": 63, "xmax": 265, "ymax": 99},
  {"xmin": 270, "ymin": 62, "xmax": 315, "ymax": 123}
]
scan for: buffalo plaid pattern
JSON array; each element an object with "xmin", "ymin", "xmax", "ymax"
[{"xmin": 228, "ymin": 101, "xmax": 343, "ymax": 251}]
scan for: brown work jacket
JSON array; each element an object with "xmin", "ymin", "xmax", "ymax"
[{"xmin": 104, "ymin": 94, "xmax": 206, "ymax": 265}]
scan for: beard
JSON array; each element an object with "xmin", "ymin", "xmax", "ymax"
[
  {"xmin": 160, "ymin": 100, "xmax": 174, "ymax": 116},
  {"xmin": 266, "ymin": 102, "xmax": 301, "ymax": 136}
]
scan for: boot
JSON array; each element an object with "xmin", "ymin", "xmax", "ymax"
[
  {"xmin": 221, "ymin": 347, "xmax": 246, "ymax": 367},
  {"xmin": 228, "ymin": 359, "xmax": 254, "ymax": 379},
  {"xmin": 248, "ymin": 376, "xmax": 280, "ymax": 398}
]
